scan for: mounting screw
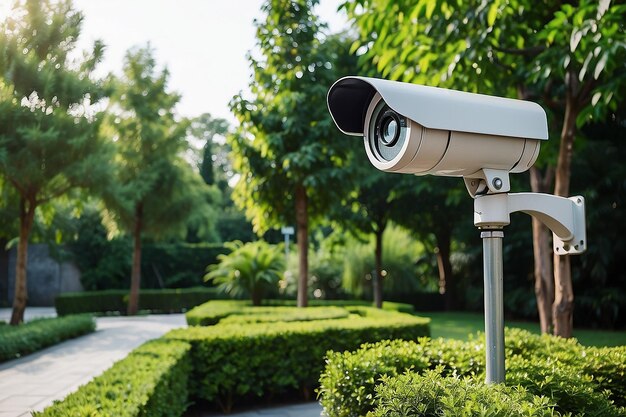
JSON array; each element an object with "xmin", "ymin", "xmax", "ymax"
[{"xmin": 492, "ymin": 178, "xmax": 503, "ymax": 190}]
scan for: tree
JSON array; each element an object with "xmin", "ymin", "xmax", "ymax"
[
  {"xmin": 189, "ymin": 113, "xmax": 231, "ymax": 188},
  {"xmin": 342, "ymin": 0, "xmax": 626, "ymax": 336},
  {"xmin": 392, "ymin": 176, "xmax": 471, "ymax": 310},
  {"xmin": 206, "ymin": 240, "xmax": 284, "ymax": 306},
  {"xmin": 334, "ymin": 161, "xmax": 403, "ymax": 308},
  {"xmin": 104, "ymin": 46, "xmax": 216, "ymax": 315},
  {"xmin": 229, "ymin": 1, "xmax": 355, "ymax": 307},
  {"xmin": 0, "ymin": 0, "xmax": 111, "ymax": 324}
]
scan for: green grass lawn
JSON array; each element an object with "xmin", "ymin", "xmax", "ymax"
[{"xmin": 424, "ymin": 311, "xmax": 626, "ymax": 347}]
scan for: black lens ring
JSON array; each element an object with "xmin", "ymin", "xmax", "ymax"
[{"xmin": 376, "ymin": 109, "xmax": 401, "ymax": 147}]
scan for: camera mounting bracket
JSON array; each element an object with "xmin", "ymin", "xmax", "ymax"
[
  {"xmin": 464, "ymin": 169, "xmax": 511, "ymax": 197},
  {"xmin": 474, "ymin": 192, "xmax": 587, "ymax": 255}
]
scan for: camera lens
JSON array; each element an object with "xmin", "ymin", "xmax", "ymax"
[
  {"xmin": 380, "ymin": 115, "xmax": 399, "ymax": 146},
  {"xmin": 368, "ymin": 100, "xmax": 408, "ymax": 162}
]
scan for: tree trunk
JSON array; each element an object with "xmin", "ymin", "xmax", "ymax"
[
  {"xmin": 295, "ymin": 184, "xmax": 308, "ymax": 308},
  {"xmin": 251, "ymin": 287, "xmax": 262, "ymax": 306},
  {"xmin": 10, "ymin": 198, "xmax": 36, "ymax": 325},
  {"xmin": 530, "ymin": 167, "xmax": 555, "ymax": 334},
  {"xmin": 127, "ymin": 203, "xmax": 143, "ymax": 316},
  {"xmin": 435, "ymin": 229, "xmax": 454, "ymax": 310},
  {"xmin": 373, "ymin": 223, "xmax": 386, "ymax": 309},
  {"xmin": 552, "ymin": 95, "xmax": 578, "ymax": 338}
]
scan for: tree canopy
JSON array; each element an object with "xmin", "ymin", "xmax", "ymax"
[{"xmin": 0, "ymin": 0, "xmax": 111, "ymax": 324}]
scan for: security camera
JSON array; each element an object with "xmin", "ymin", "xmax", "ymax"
[{"xmin": 327, "ymin": 76, "xmax": 548, "ymax": 195}]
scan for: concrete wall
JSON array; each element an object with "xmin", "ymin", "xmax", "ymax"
[{"xmin": 7, "ymin": 244, "xmax": 83, "ymax": 306}]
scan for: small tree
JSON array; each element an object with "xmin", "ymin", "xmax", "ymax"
[
  {"xmin": 205, "ymin": 240, "xmax": 284, "ymax": 306},
  {"xmin": 104, "ymin": 46, "xmax": 216, "ymax": 315},
  {"xmin": 0, "ymin": 0, "xmax": 110, "ymax": 324},
  {"xmin": 229, "ymin": 1, "xmax": 355, "ymax": 307}
]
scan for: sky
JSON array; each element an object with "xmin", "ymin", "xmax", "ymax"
[{"xmin": 65, "ymin": 0, "xmax": 350, "ymax": 125}]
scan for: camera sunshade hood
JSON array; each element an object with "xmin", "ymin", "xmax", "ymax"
[{"xmin": 327, "ymin": 76, "xmax": 548, "ymax": 141}]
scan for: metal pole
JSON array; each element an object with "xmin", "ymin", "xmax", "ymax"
[
  {"xmin": 481, "ymin": 229, "xmax": 505, "ymax": 384},
  {"xmin": 284, "ymin": 234, "xmax": 290, "ymax": 260}
]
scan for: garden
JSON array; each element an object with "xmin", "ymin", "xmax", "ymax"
[{"xmin": 1, "ymin": 0, "xmax": 625, "ymax": 416}]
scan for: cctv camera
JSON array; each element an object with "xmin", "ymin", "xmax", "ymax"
[{"xmin": 327, "ymin": 77, "xmax": 548, "ymax": 194}]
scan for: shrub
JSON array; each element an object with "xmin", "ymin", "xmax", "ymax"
[
  {"xmin": 0, "ymin": 315, "xmax": 95, "ymax": 362},
  {"xmin": 185, "ymin": 299, "xmax": 415, "ymax": 326},
  {"xmin": 371, "ymin": 370, "xmax": 559, "ymax": 417},
  {"xmin": 33, "ymin": 339, "xmax": 191, "ymax": 417},
  {"xmin": 319, "ymin": 337, "xmax": 484, "ymax": 417},
  {"xmin": 205, "ymin": 240, "xmax": 284, "ymax": 306},
  {"xmin": 167, "ymin": 307, "xmax": 430, "ymax": 412},
  {"xmin": 55, "ymin": 287, "xmax": 223, "ymax": 316},
  {"xmin": 319, "ymin": 329, "xmax": 625, "ymax": 417},
  {"xmin": 505, "ymin": 328, "xmax": 626, "ymax": 408}
]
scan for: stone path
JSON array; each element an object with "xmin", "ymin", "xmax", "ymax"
[{"xmin": 0, "ymin": 310, "xmax": 186, "ymax": 416}]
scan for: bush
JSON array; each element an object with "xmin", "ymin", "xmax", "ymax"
[
  {"xmin": 319, "ymin": 329, "xmax": 626, "ymax": 417},
  {"xmin": 167, "ymin": 306, "xmax": 430, "ymax": 412},
  {"xmin": 68, "ymin": 213, "xmax": 228, "ymax": 290},
  {"xmin": 185, "ymin": 299, "xmax": 415, "ymax": 326},
  {"xmin": 205, "ymin": 240, "xmax": 284, "ymax": 306},
  {"xmin": 505, "ymin": 328, "xmax": 626, "ymax": 408},
  {"xmin": 0, "ymin": 315, "xmax": 95, "ymax": 362},
  {"xmin": 33, "ymin": 339, "xmax": 192, "ymax": 417},
  {"xmin": 371, "ymin": 370, "xmax": 558, "ymax": 417},
  {"xmin": 55, "ymin": 287, "xmax": 224, "ymax": 316},
  {"xmin": 319, "ymin": 337, "xmax": 484, "ymax": 417}
]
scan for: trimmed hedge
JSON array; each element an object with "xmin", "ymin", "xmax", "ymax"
[
  {"xmin": 55, "ymin": 287, "xmax": 224, "ymax": 316},
  {"xmin": 319, "ymin": 329, "xmax": 626, "ymax": 417},
  {"xmin": 263, "ymin": 299, "xmax": 416, "ymax": 314},
  {"xmin": 0, "ymin": 314, "xmax": 95, "ymax": 362},
  {"xmin": 34, "ymin": 339, "xmax": 192, "ymax": 417},
  {"xmin": 372, "ymin": 370, "xmax": 558, "ymax": 417},
  {"xmin": 167, "ymin": 306, "xmax": 430, "ymax": 412},
  {"xmin": 185, "ymin": 299, "xmax": 415, "ymax": 326}
]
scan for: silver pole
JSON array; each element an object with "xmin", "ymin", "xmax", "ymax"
[{"xmin": 481, "ymin": 229, "xmax": 505, "ymax": 384}]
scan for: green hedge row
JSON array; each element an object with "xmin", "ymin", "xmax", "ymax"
[
  {"xmin": 34, "ymin": 339, "xmax": 192, "ymax": 417},
  {"xmin": 55, "ymin": 287, "xmax": 225, "ymax": 316},
  {"xmin": 185, "ymin": 299, "xmax": 415, "ymax": 326},
  {"xmin": 263, "ymin": 299, "xmax": 416, "ymax": 314},
  {"xmin": 319, "ymin": 328, "xmax": 626, "ymax": 417},
  {"xmin": 167, "ymin": 306, "xmax": 430, "ymax": 412},
  {"xmin": 0, "ymin": 315, "xmax": 95, "ymax": 362}
]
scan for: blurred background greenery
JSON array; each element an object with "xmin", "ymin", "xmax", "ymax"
[{"xmin": 0, "ymin": 0, "xmax": 624, "ymax": 333}]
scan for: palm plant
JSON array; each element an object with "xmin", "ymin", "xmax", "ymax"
[{"xmin": 205, "ymin": 240, "xmax": 284, "ymax": 306}]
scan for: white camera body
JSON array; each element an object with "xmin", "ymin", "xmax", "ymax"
[{"xmin": 327, "ymin": 77, "xmax": 548, "ymax": 195}]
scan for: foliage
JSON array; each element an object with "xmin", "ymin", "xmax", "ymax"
[
  {"xmin": 341, "ymin": 224, "xmax": 432, "ymax": 299},
  {"xmin": 0, "ymin": 0, "xmax": 112, "ymax": 323},
  {"xmin": 103, "ymin": 45, "xmax": 218, "ymax": 314},
  {"xmin": 371, "ymin": 370, "xmax": 558, "ymax": 417},
  {"xmin": 55, "ymin": 287, "xmax": 224, "ymax": 316},
  {"xmin": 33, "ymin": 339, "xmax": 192, "ymax": 417},
  {"xmin": 228, "ymin": 0, "xmax": 357, "ymax": 305},
  {"xmin": 104, "ymin": 46, "xmax": 218, "ymax": 241},
  {"xmin": 228, "ymin": 3, "xmax": 354, "ymax": 234},
  {"xmin": 0, "ymin": 314, "xmax": 95, "ymax": 362},
  {"xmin": 318, "ymin": 328, "xmax": 625, "ymax": 417},
  {"xmin": 166, "ymin": 306, "xmax": 430, "ymax": 412},
  {"xmin": 185, "ymin": 299, "xmax": 416, "ymax": 326},
  {"xmin": 205, "ymin": 240, "xmax": 284, "ymax": 305},
  {"xmin": 67, "ymin": 210, "xmax": 229, "ymax": 290},
  {"xmin": 342, "ymin": 0, "xmax": 626, "ymax": 334}
]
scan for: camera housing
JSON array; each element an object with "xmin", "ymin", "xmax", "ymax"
[{"xmin": 327, "ymin": 77, "xmax": 548, "ymax": 195}]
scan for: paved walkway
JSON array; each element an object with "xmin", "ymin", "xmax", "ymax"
[
  {"xmin": 0, "ymin": 308, "xmax": 324, "ymax": 417},
  {"xmin": 0, "ymin": 310, "xmax": 186, "ymax": 416}
]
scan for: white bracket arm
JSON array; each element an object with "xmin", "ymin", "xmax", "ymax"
[{"xmin": 474, "ymin": 193, "xmax": 587, "ymax": 255}]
